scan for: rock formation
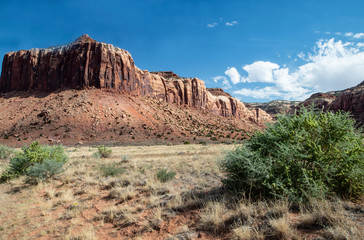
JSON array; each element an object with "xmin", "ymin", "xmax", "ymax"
[
  {"xmin": 300, "ymin": 81, "xmax": 364, "ymax": 124},
  {"xmin": 0, "ymin": 34, "xmax": 271, "ymax": 124},
  {"xmin": 330, "ymin": 81, "xmax": 364, "ymax": 123},
  {"xmin": 246, "ymin": 100, "xmax": 300, "ymax": 117},
  {"xmin": 207, "ymin": 88, "xmax": 232, "ymax": 98}
]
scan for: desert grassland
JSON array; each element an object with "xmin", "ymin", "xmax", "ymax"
[{"xmin": 0, "ymin": 143, "xmax": 363, "ymax": 240}]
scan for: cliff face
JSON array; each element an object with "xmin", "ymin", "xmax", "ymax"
[
  {"xmin": 329, "ymin": 82, "xmax": 364, "ymax": 123},
  {"xmin": 301, "ymin": 81, "xmax": 364, "ymax": 124},
  {"xmin": 0, "ymin": 34, "xmax": 271, "ymax": 124}
]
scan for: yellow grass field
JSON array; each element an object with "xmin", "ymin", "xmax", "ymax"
[{"xmin": 0, "ymin": 144, "xmax": 363, "ymax": 240}]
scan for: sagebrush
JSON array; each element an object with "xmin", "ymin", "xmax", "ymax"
[
  {"xmin": 93, "ymin": 145, "xmax": 112, "ymax": 158},
  {"xmin": 219, "ymin": 107, "xmax": 364, "ymax": 202},
  {"xmin": 99, "ymin": 163, "xmax": 125, "ymax": 177},
  {"xmin": 0, "ymin": 144, "xmax": 15, "ymax": 160},
  {"xmin": 156, "ymin": 169, "xmax": 176, "ymax": 182},
  {"xmin": 0, "ymin": 141, "xmax": 68, "ymax": 182}
]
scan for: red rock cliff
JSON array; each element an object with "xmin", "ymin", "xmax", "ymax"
[
  {"xmin": 0, "ymin": 34, "xmax": 271, "ymax": 124},
  {"xmin": 300, "ymin": 81, "xmax": 364, "ymax": 124}
]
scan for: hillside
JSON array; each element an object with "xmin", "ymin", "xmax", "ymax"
[{"xmin": 0, "ymin": 35, "xmax": 271, "ymax": 146}]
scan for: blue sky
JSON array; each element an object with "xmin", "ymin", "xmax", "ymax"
[{"xmin": 1, "ymin": 0, "xmax": 364, "ymax": 102}]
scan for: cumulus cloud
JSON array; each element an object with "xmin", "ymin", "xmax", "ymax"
[
  {"xmin": 207, "ymin": 23, "xmax": 218, "ymax": 28},
  {"xmin": 343, "ymin": 32, "xmax": 364, "ymax": 39},
  {"xmin": 214, "ymin": 38, "xmax": 364, "ymax": 101},
  {"xmin": 353, "ymin": 33, "xmax": 364, "ymax": 39},
  {"xmin": 225, "ymin": 21, "xmax": 238, "ymax": 26},
  {"xmin": 224, "ymin": 67, "xmax": 241, "ymax": 84},
  {"xmin": 241, "ymin": 61, "xmax": 279, "ymax": 83},
  {"xmin": 213, "ymin": 76, "xmax": 231, "ymax": 89}
]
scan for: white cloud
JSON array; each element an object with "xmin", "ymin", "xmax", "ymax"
[
  {"xmin": 225, "ymin": 21, "xmax": 238, "ymax": 26},
  {"xmin": 234, "ymin": 86, "xmax": 282, "ymax": 99},
  {"xmin": 213, "ymin": 76, "xmax": 231, "ymax": 89},
  {"xmin": 215, "ymin": 38, "xmax": 364, "ymax": 101},
  {"xmin": 207, "ymin": 23, "xmax": 218, "ymax": 28},
  {"xmin": 297, "ymin": 52, "xmax": 306, "ymax": 60},
  {"xmin": 224, "ymin": 67, "xmax": 241, "ymax": 84},
  {"xmin": 342, "ymin": 32, "xmax": 364, "ymax": 39},
  {"xmin": 353, "ymin": 33, "xmax": 364, "ymax": 39},
  {"xmin": 241, "ymin": 61, "xmax": 279, "ymax": 83}
]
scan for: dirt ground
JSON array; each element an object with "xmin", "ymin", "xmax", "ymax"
[{"xmin": 0, "ymin": 89, "xmax": 262, "ymax": 148}]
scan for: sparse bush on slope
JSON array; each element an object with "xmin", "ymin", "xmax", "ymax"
[
  {"xmin": 93, "ymin": 145, "xmax": 112, "ymax": 158},
  {"xmin": 99, "ymin": 163, "xmax": 125, "ymax": 177},
  {"xmin": 156, "ymin": 169, "xmax": 176, "ymax": 182},
  {"xmin": 0, "ymin": 141, "xmax": 68, "ymax": 182},
  {"xmin": 0, "ymin": 144, "xmax": 15, "ymax": 160},
  {"xmin": 219, "ymin": 107, "xmax": 364, "ymax": 202}
]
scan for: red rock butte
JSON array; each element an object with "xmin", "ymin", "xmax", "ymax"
[{"xmin": 0, "ymin": 34, "xmax": 271, "ymax": 124}]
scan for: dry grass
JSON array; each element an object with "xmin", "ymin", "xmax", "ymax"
[
  {"xmin": 268, "ymin": 216, "xmax": 298, "ymax": 239},
  {"xmin": 199, "ymin": 200, "xmax": 234, "ymax": 233},
  {"xmin": 0, "ymin": 143, "xmax": 363, "ymax": 239}
]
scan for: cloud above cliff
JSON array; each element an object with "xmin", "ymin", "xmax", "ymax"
[
  {"xmin": 213, "ymin": 76, "xmax": 231, "ymax": 89},
  {"xmin": 214, "ymin": 38, "xmax": 364, "ymax": 101},
  {"xmin": 224, "ymin": 67, "xmax": 241, "ymax": 84}
]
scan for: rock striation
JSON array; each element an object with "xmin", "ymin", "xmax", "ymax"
[{"xmin": 0, "ymin": 34, "xmax": 271, "ymax": 124}]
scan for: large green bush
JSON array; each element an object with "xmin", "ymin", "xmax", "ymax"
[
  {"xmin": 0, "ymin": 141, "xmax": 68, "ymax": 182},
  {"xmin": 219, "ymin": 107, "xmax": 364, "ymax": 202}
]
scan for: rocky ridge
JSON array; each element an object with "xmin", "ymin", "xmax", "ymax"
[
  {"xmin": 246, "ymin": 100, "xmax": 300, "ymax": 117},
  {"xmin": 0, "ymin": 34, "xmax": 271, "ymax": 124},
  {"xmin": 301, "ymin": 81, "xmax": 364, "ymax": 124}
]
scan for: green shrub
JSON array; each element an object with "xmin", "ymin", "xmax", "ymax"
[
  {"xmin": 26, "ymin": 159, "xmax": 65, "ymax": 182},
  {"xmin": 121, "ymin": 155, "xmax": 130, "ymax": 162},
  {"xmin": 0, "ymin": 144, "xmax": 15, "ymax": 160},
  {"xmin": 0, "ymin": 141, "xmax": 68, "ymax": 182},
  {"xmin": 94, "ymin": 145, "xmax": 112, "ymax": 158},
  {"xmin": 156, "ymin": 169, "xmax": 176, "ymax": 182},
  {"xmin": 99, "ymin": 163, "xmax": 124, "ymax": 177},
  {"xmin": 219, "ymin": 107, "xmax": 364, "ymax": 202}
]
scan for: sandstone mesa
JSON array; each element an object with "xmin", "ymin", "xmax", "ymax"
[{"xmin": 0, "ymin": 34, "xmax": 271, "ymax": 124}]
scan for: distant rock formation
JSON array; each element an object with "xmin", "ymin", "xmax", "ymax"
[
  {"xmin": 0, "ymin": 34, "xmax": 271, "ymax": 124},
  {"xmin": 300, "ymin": 93, "xmax": 336, "ymax": 110},
  {"xmin": 301, "ymin": 81, "xmax": 364, "ymax": 124},
  {"xmin": 246, "ymin": 100, "xmax": 300, "ymax": 116}
]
